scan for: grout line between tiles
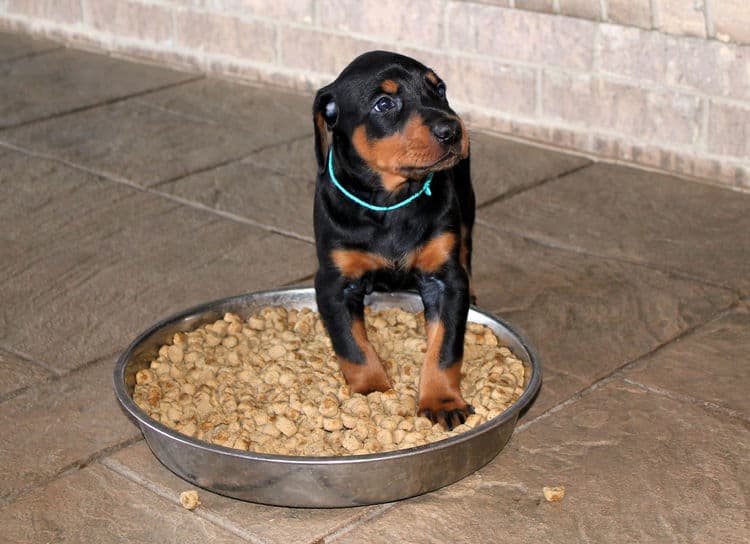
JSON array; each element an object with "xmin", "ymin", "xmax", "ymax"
[
  {"xmin": 321, "ymin": 503, "xmax": 397, "ymax": 544},
  {"xmin": 0, "ymin": 344, "xmax": 58, "ymax": 377},
  {"xmin": 0, "ymin": 140, "xmax": 316, "ymax": 244},
  {"xmin": 476, "ymin": 161, "xmax": 594, "ymax": 209},
  {"xmin": 148, "ymin": 131, "xmax": 313, "ymax": 190},
  {"xmin": 101, "ymin": 457, "xmax": 269, "ymax": 544},
  {"xmin": 0, "ymin": 435, "xmax": 144, "ymax": 508},
  {"xmin": 621, "ymin": 378, "xmax": 749, "ymax": 423},
  {"xmin": 0, "ymin": 44, "xmax": 62, "ymax": 65},
  {"xmin": 0, "ymin": 74, "xmax": 205, "ymax": 133},
  {"xmin": 477, "ymin": 218, "xmax": 743, "ymax": 298},
  {"xmin": 281, "ymin": 272, "xmax": 315, "ymax": 286},
  {"xmin": 515, "ymin": 299, "xmax": 743, "ymax": 433},
  {"xmin": 0, "ymin": 346, "xmax": 124, "ymax": 404}
]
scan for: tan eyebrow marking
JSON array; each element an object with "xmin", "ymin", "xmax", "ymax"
[{"xmin": 381, "ymin": 79, "xmax": 399, "ymax": 93}]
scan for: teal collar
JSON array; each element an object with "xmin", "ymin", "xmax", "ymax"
[{"xmin": 327, "ymin": 148, "xmax": 432, "ymax": 212}]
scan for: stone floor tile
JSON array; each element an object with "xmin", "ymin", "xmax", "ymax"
[
  {"xmin": 105, "ymin": 441, "xmax": 383, "ymax": 544},
  {"xmin": 0, "ymin": 99, "xmax": 270, "ymax": 187},
  {"xmin": 0, "ymin": 30, "xmax": 59, "ymax": 62},
  {"xmin": 470, "ymin": 132, "xmax": 591, "ymax": 205},
  {"xmin": 0, "ymin": 349, "xmax": 51, "ymax": 399},
  {"xmin": 470, "ymin": 224, "xmax": 735, "ymax": 417},
  {"xmin": 135, "ymin": 77, "xmax": 311, "ymax": 143},
  {"xmin": 244, "ymin": 135, "xmax": 316, "ymax": 181},
  {"xmin": 0, "ymin": 464, "xmax": 243, "ymax": 543},
  {"xmin": 624, "ymin": 305, "xmax": 750, "ymax": 416},
  {"xmin": 337, "ymin": 380, "xmax": 750, "ymax": 544},
  {"xmin": 0, "ymin": 48, "xmax": 195, "ymax": 129},
  {"xmin": 479, "ymin": 163, "xmax": 750, "ymax": 292},
  {"xmin": 0, "ymin": 358, "xmax": 141, "ymax": 502},
  {"xmin": 0, "ymin": 151, "xmax": 317, "ymax": 371},
  {"xmin": 158, "ymin": 158, "xmax": 315, "ymax": 240}
]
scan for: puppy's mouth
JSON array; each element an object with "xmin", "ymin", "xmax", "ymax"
[{"xmin": 400, "ymin": 149, "xmax": 464, "ymax": 176}]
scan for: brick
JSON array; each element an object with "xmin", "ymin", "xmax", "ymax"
[
  {"xmin": 588, "ymin": 136, "xmax": 749, "ymax": 188},
  {"xmin": 656, "ymin": 0, "xmax": 707, "ymax": 38},
  {"xmin": 711, "ymin": 0, "xmax": 750, "ymax": 44},
  {"xmin": 444, "ymin": 56, "xmax": 537, "ymax": 116},
  {"xmin": 514, "ymin": 0, "xmax": 555, "ymax": 14},
  {"xmin": 278, "ymin": 26, "xmax": 378, "ymax": 76},
  {"xmin": 6, "ymin": 0, "xmax": 82, "ymax": 24},
  {"xmin": 174, "ymin": 9, "xmax": 276, "ymax": 63},
  {"xmin": 542, "ymin": 71, "xmax": 703, "ymax": 145},
  {"xmin": 708, "ymin": 101, "xmax": 750, "ymax": 158},
  {"xmin": 463, "ymin": 0, "xmax": 510, "ymax": 4},
  {"xmin": 606, "ymin": 0, "xmax": 653, "ymax": 28},
  {"xmin": 598, "ymin": 24, "xmax": 666, "ymax": 80},
  {"xmin": 446, "ymin": 1, "xmax": 596, "ymax": 70},
  {"xmin": 665, "ymin": 38, "xmax": 750, "ymax": 101},
  {"xmin": 318, "ymin": 0, "xmax": 443, "ymax": 49},
  {"xmin": 84, "ymin": 0, "xmax": 173, "ymax": 43},
  {"xmin": 201, "ymin": 0, "xmax": 315, "ymax": 23},
  {"xmin": 558, "ymin": 0, "xmax": 602, "ymax": 20},
  {"xmin": 598, "ymin": 24, "xmax": 750, "ymax": 101}
]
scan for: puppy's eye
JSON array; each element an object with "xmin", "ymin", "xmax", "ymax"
[
  {"xmin": 373, "ymin": 96, "xmax": 397, "ymax": 113},
  {"xmin": 436, "ymin": 84, "xmax": 447, "ymax": 99}
]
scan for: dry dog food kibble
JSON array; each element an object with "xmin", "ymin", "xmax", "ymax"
[
  {"xmin": 133, "ymin": 307, "xmax": 526, "ymax": 456},
  {"xmin": 179, "ymin": 490, "xmax": 201, "ymax": 510},
  {"xmin": 543, "ymin": 486, "xmax": 565, "ymax": 502}
]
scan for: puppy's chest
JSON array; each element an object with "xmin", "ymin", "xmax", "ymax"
[{"xmin": 331, "ymin": 229, "xmax": 456, "ymax": 279}]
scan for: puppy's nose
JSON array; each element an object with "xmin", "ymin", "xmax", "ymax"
[{"xmin": 431, "ymin": 119, "xmax": 462, "ymax": 145}]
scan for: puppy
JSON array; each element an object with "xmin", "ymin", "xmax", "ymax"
[{"xmin": 312, "ymin": 51, "xmax": 475, "ymax": 429}]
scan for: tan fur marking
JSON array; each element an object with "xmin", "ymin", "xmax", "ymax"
[
  {"xmin": 338, "ymin": 320, "xmax": 391, "ymax": 394},
  {"xmin": 352, "ymin": 116, "xmax": 443, "ymax": 192},
  {"xmin": 381, "ymin": 79, "xmax": 399, "ymax": 94},
  {"xmin": 459, "ymin": 226, "xmax": 469, "ymax": 272},
  {"xmin": 414, "ymin": 232, "xmax": 456, "ymax": 273},
  {"xmin": 418, "ymin": 321, "xmax": 467, "ymax": 421},
  {"xmin": 331, "ymin": 249, "xmax": 389, "ymax": 278},
  {"xmin": 315, "ymin": 111, "xmax": 329, "ymax": 163},
  {"xmin": 425, "ymin": 71, "xmax": 439, "ymax": 86}
]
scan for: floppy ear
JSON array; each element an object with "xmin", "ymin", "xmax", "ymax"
[{"xmin": 313, "ymin": 87, "xmax": 338, "ymax": 172}]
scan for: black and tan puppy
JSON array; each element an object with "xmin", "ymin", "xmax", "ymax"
[{"xmin": 312, "ymin": 51, "xmax": 475, "ymax": 429}]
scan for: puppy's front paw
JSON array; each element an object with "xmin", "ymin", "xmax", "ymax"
[{"xmin": 418, "ymin": 398, "xmax": 475, "ymax": 430}]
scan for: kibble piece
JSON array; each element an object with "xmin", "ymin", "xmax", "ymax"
[
  {"xmin": 275, "ymin": 415, "xmax": 298, "ymax": 437},
  {"xmin": 319, "ymin": 394, "xmax": 340, "ymax": 418},
  {"xmin": 543, "ymin": 486, "xmax": 565, "ymax": 502},
  {"xmin": 135, "ymin": 368, "xmax": 155, "ymax": 385},
  {"xmin": 179, "ymin": 490, "xmax": 201, "ymax": 510}
]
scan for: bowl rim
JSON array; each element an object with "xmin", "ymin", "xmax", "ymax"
[{"xmin": 113, "ymin": 287, "xmax": 542, "ymax": 466}]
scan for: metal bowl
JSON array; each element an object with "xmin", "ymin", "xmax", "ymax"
[{"xmin": 113, "ymin": 287, "xmax": 541, "ymax": 508}]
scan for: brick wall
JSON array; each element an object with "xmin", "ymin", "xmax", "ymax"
[{"xmin": 1, "ymin": 0, "xmax": 748, "ymax": 189}]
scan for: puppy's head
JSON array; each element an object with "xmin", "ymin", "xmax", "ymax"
[{"xmin": 313, "ymin": 51, "xmax": 469, "ymax": 191}]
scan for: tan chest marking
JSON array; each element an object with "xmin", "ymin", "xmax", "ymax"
[{"xmin": 331, "ymin": 232, "xmax": 456, "ymax": 279}]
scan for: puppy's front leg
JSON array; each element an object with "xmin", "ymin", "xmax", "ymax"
[
  {"xmin": 315, "ymin": 269, "xmax": 391, "ymax": 394},
  {"xmin": 416, "ymin": 264, "xmax": 473, "ymax": 429}
]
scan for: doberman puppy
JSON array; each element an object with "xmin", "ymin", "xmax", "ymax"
[{"xmin": 312, "ymin": 51, "xmax": 475, "ymax": 429}]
